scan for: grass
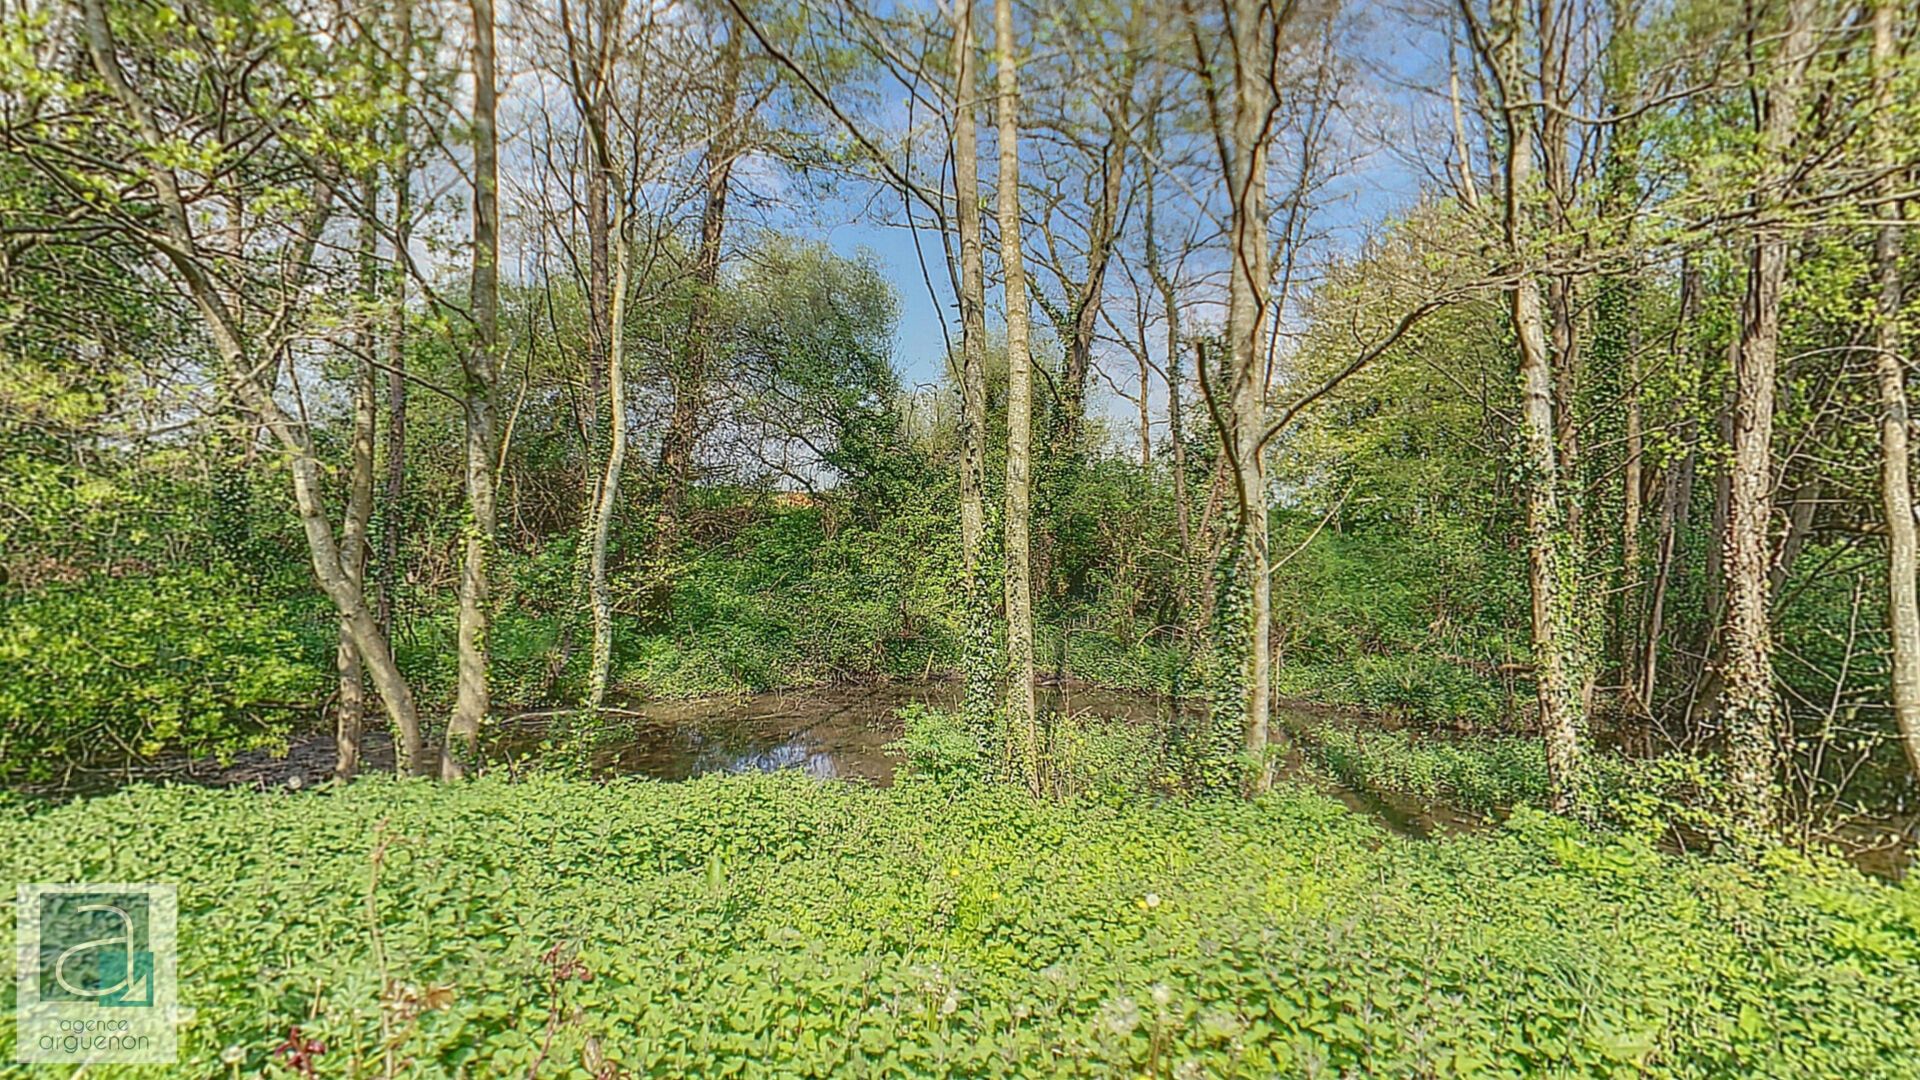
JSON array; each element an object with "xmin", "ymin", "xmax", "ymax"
[{"xmin": 4, "ymin": 772, "xmax": 1918, "ymax": 1077}]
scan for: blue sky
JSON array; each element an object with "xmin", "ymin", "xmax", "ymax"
[{"xmin": 764, "ymin": 1, "xmax": 1447, "ymax": 441}]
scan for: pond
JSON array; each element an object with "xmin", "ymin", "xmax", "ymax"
[
  {"xmin": 74, "ymin": 678, "xmax": 1486, "ymax": 842},
  {"xmin": 491, "ymin": 679, "xmax": 1179, "ymax": 785},
  {"xmin": 39, "ymin": 679, "xmax": 1912, "ymax": 878},
  {"xmin": 479, "ymin": 679, "xmax": 1488, "ymax": 841}
]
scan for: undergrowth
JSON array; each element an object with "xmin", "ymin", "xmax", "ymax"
[
  {"xmin": 5, "ymin": 771, "xmax": 1917, "ymax": 1077},
  {"xmin": 1280, "ymin": 716, "xmax": 1737, "ymax": 844}
]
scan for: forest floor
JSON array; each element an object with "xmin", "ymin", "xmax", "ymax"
[{"xmin": 5, "ymin": 770, "xmax": 1920, "ymax": 1077}]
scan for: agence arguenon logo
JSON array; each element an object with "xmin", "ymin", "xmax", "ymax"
[{"xmin": 15, "ymin": 883, "xmax": 179, "ymax": 1065}]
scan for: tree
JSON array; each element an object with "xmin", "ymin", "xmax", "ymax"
[
  {"xmin": 1461, "ymin": 0, "xmax": 1587, "ymax": 813},
  {"xmin": 1717, "ymin": 0, "xmax": 1815, "ymax": 834},
  {"xmin": 446, "ymin": 0, "xmax": 503, "ymax": 779},
  {"xmin": 994, "ymin": 0, "xmax": 1037, "ymax": 787},
  {"xmin": 1026, "ymin": 0, "xmax": 1146, "ymax": 457},
  {"xmin": 334, "ymin": 191, "xmax": 381, "ymax": 780},
  {"xmin": 656, "ymin": 9, "xmax": 749, "ymax": 567},
  {"xmin": 952, "ymin": 0, "xmax": 995, "ymax": 722},
  {"xmin": 377, "ymin": 0, "xmax": 419, "ymax": 704},
  {"xmin": 1213, "ymin": 0, "xmax": 1274, "ymax": 787},
  {"xmin": 563, "ymin": 0, "xmax": 626, "ymax": 713},
  {"xmin": 54, "ymin": 0, "xmax": 429, "ymax": 771},
  {"xmin": 1869, "ymin": 0, "xmax": 1919, "ymax": 781}
]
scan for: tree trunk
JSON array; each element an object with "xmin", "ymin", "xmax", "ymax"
[
  {"xmin": 657, "ymin": 17, "xmax": 745, "ymax": 564},
  {"xmin": 1143, "ymin": 101, "xmax": 1193, "ymax": 623},
  {"xmin": 1718, "ymin": 0, "xmax": 1813, "ymax": 836},
  {"xmin": 1619, "ymin": 329, "xmax": 1643, "ymax": 691},
  {"xmin": 1537, "ymin": 0, "xmax": 1578, "ymax": 491},
  {"xmin": 1872, "ymin": 0, "xmax": 1920, "ymax": 781},
  {"xmin": 1537, "ymin": 0, "xmax": 1597, "ymax": 727},
  {"xmin": 77, "ymin": 0, "xmax": 426, "ymax": 770},
  {"xmin": 588, "ymin": 168, "xmax": 633, "ymax": 711},
  {"xmin": 1221, "ymin": 0, "xmax": 1274, "ymax": 792},
  {"xmin": 1687, "ymin": 364, "xmax": 1734, "ymax": 730},
  {"xmin": 336, "ymin": 190, "xmax": 381, "ymax": 781},
  {"xmin": 378, "ymin": 172, "xmax": 414, "ymax": 768},
  {"xmin": 1496, "ymin": 0, "xmax": 1582, "ymax": 813},
  {"xmin": 1641, "ymin": 261, "xmax": 1702, "ymax": 711},
  {"xmin": 1769, "ymin": 479, "xmax": 1821, "ymax": 598},
  {"xmin": 446, "ymin": 0, "xmax": 501, "ymax": 779},
  {"xmin": 994, "ymin": 0, "xmax": 1037, "ymax": 787},
  {"xmin": 574, "ymin": 0, "xmax": 612, "ymax": 681},
  {"xmin": 1055, "ymin": 102, "xmax": 1131, "ymax": 457},
  {"xmin": 581, "ymin": 0, "xmax": 623, "ymax": 710},
  {"xmin": 952, "ymin": 0, "xmax": 994, "ymax": 722},
  {"xmin": 377, "ymin": 0, "xmax": 413, "ymax": 654}
]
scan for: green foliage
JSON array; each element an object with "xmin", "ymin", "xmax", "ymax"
[
  {"xmin": 0, "ymin": 571, "xmax": 326, "ymax": 781},
  {"xmin": 1042, "ymin": 710, "xmax": 1172, "ymax": 805},
  {"xmin": 621, "ymin": 498, "xmax": 961, "ymax": 698},
  {"xmin": 1270, "ymin": 518, "xmax": 1522, "ymax": 725},
  {"xmin": 1045, "ymin": 630, "xmax": 1192, "ymax": 697},
  {"xmin": 1282, "ymin": 716, "xmax": 1739, "ymax": 845},
  {"xmin": 890, "ymin": 704, "xmax": 986, "ymax": 788},
  {"xmin": 3, "ymin": 774, "xmax": 1917, "ymax": 1077},
  {"xmin": 1290, "ymin": 718, "xmax": 1550, "ymax": 814},
  {"xmin": 900, "ymin": 703, "xmax": 1180, "ymax": 805}
]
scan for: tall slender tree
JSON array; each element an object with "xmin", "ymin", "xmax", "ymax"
[
  {"xmin": 952, "ymin": 0, "xmax": 995, "ymax": 722},
  {"xmin": 378, "ymin": 0, "xmax": 416, "ymax": 669},
  {"xmin": 994, "ymin": 0, "xmax": 1037, "ymax": 786},
  {"xmin": 335, "ymin": 190, "xmax": 381, "ymax": 780},
  {"xmin": 1188, "ymin": 0, "xmax": 1279, "ymax": 792},
  {"xmin": 590, "ymin": 147, "xmax": 635, "ymax": 712},
  {"xmin": 1869, "ymin": 0, "xmax": 1919, "ymax": 780},
  {"xmin": 1475, "ymin": 0, "xmax": 1584, "ymax": 812},
  {"xmin": 446, "ymin": 0, "xmax": 503, "ymax": 779},
  {"xmin": 1717, "ymin": 0, "xmax": 1814, "ymax": 834},
  {"xmin": 574, "ymin": 0, "xmax": 625, "ymax": 711}
]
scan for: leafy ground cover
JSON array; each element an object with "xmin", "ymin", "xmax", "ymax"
[
  {"xmin": 5, "ymin": 771, "xmax": 1918, "ymax": 1078},
  {"xmin": 1278, "ymin": 716, "xmax": 1734, "ymax": 843}
]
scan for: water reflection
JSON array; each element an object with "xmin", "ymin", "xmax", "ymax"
[{"xmin": 495, "ymin": 679, "xmax": 1188, "ymax": 785}]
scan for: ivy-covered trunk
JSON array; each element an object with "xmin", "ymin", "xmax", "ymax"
[
  {"xmin": 1495, "ymin": 0, "xmax": 1583, "ymax": 814},
  {"xmin": 993, "ymin": 0, "xmax": 1038, "ymax": 790},
  {"xmin": 1718, "ymin": 0, "xmax": 1813, "ymax": 836},
  {"xmin": 446, "ymin": 0, "xmax": 502, "ymax": 780},
  {"xmin": 951, "ymin": 0, "xmax": 996, "ymax": 727}
]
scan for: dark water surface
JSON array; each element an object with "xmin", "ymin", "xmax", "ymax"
[
  {"xmin": 52, "ymin": 678, "xmax": 1908, "ymax": 875},
  {"xmin": 491, "ymin": 679, "xmax": 1188, "ymax": 785},
  {"xmin": 481, "ymin": 680, "xmax": 1487, "ymax": 841}
]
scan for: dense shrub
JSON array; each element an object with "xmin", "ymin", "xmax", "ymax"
[
  {"xmin": 3, "ymin": 774, "xmax": 1917, "ymax": 1077},
  {"xmin": 0, "ymin": 571, "xmax": 326, "ymax": 782},
  {"xmin": 896, "ymin": 706, "xmax": 1174, "ymax": 804},
  {"xmin": 470, "ymin": 500, "xmax": 965, "ymax": 702},
  {"xmin": 1269, "ymin": 520, "xmax": 1522, "ymax": 725},
  {"xmin": 1046, "ymin": 630, "xmax": 1195, "ymax": 697},
  {"xmin": 890, "ymin": 703, "xmax": 987, "ymax": 787},
  {"xmin": 1281, "ymin": 716, "xmax": 1739, "ymax": 844}
]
